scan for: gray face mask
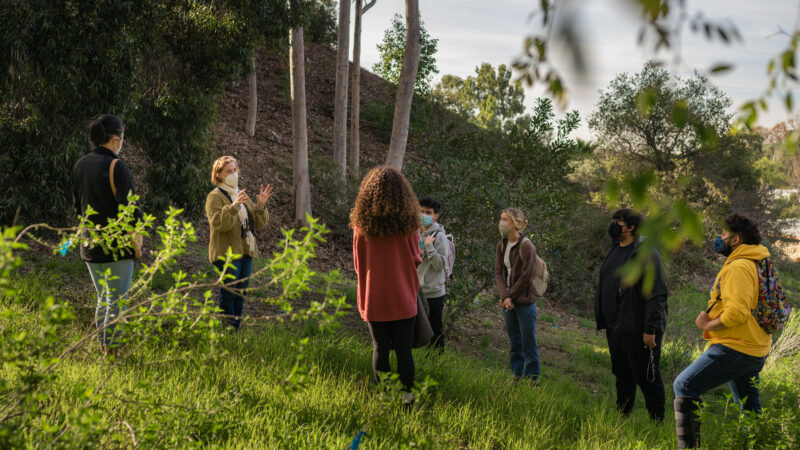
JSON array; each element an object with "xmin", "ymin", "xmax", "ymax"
[{"xmin": 498, "ymin": 220, "xmax": 511, "ymax": 237}]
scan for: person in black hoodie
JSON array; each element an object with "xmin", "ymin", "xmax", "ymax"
[
  {"xmin": 594, "ymin": 208, "xmax": 668, "ymax": 422},
  {"xmin": 72, "ymin": 114, "xmax": 142, "ymax": 354}
]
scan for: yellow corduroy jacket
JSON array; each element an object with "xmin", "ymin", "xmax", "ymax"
[
  {"xmin": 705, "ymin": 244, "xmax": 772, "ymax": 357},
  {"xmin": 205, "ymin": 188, "xmax": 269, "ymax": 263}
]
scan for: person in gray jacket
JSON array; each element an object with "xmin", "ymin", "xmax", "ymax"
[{"xmin": 418, "ymin": 197, "xmax": 450, "ymax": 350}]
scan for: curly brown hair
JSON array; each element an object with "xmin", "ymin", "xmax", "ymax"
[{"xmin": 350, "ymin": 166, "xmax": 421, "ymax": 238}]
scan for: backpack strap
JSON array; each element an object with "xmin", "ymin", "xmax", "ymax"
[{"xmin": 109, "ymin": 159, "xmax": 118, "ymax": 197}]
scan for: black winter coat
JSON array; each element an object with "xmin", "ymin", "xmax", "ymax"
[{"xmin": 594, "ymin": 240, "xmax": 669, "ymax": 335}]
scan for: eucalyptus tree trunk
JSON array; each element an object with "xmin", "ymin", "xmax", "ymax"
[
  {"xmin": 349, "ymin": 0, "xmax": 377, "ymax": 178},
  {"xmin": 290, "ymin": 28, "xmax": 311, "ymax": 226},
  {"xmin": 246, "ymin": 54, "xmax": 257, "ymax": 137},
  {"xmin": 385, "ymin": 0, "xmax": 420, "ymax": 171},
  {"xmin": 333, "ymin": 0, "xmax": 351, "ymax": 183}
]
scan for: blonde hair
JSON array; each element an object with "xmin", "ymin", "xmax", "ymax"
[
  {"xmin": 211, "ymin": 156, "xmax": 238, "ymax": 185},
  {"xmin": 502, "ymin": 207, "xmax": 528, "ymax": 232}
]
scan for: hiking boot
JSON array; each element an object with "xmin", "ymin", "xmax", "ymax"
[{"xmin": 674, "ymin": 396, "xmax": 701, "ymax": 449}]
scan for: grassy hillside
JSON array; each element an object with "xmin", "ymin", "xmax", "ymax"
[{"xmin": 3, "ymin": 237, "xmax": 799, "ymax": 448}]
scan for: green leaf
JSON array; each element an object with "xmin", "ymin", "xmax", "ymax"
[{"xmin": 709, "ymin": 63, "xmax": 732, "ymax": 73}]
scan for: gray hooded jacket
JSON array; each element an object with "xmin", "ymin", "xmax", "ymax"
[{"xmin": 417, "ymin": 222, "xmax": 449, "ymax": 298}]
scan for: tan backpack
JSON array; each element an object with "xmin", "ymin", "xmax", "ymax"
[{"xmin": 523, "ymin": 237, "xmax": 549, "ymax": 297}]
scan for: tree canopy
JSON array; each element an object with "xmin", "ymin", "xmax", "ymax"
[
  {"xmin": 434, "ymin": 63, "xmax": 525, "ymax": 129},
  {"xmin": 373, "ymin": 14, "xmax": 439, "ymax": 94},
  {"xmin": 588, "ymin": 61, "xmax": 732, "ymax": 172}
]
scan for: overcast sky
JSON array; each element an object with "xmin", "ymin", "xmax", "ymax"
[{"xmin": 352, "ymin": 0, "xmax": 800, "ymax": 138}]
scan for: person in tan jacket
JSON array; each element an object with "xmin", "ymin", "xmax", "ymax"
[{"xmin": 205, "ymin": 156, "xmax": 273, "ymax": 330}]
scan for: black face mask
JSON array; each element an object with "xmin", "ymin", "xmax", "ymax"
[{"xmin": 608, "ymin": 221, "xmax": 623, "ymax": 240}]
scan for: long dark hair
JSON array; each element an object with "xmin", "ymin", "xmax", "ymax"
[{"xmin": 89, "ymin": 114, "xmax": 125, "ymax": 147}]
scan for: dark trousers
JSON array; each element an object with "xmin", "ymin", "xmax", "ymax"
[
  {"xmin": 367, "ymin": 317, "xmax": 416, "ymax": 391},
  {"xmin": 213, "ymin": 255, "xmax": 253, "ymax": 330},
  {"xmin": 606, "ymin": 330, "xmax": 665, "ymax": 421},
  {"xmin": 426, "ymin": 295, "xmax": 446, "ymax": 350}
]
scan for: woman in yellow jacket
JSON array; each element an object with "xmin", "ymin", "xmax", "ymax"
[
  {"xmin": 673, "ymin": 213, "xmax": 771, "ymax": 449},
  {"xmin": 206, "ymin": 156, "xmax": 273, "ymax": 330}
]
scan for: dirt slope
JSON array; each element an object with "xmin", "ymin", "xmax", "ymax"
[{"xmin": 199, "ymin": 42, "xmax": 407, "ymax": 277}]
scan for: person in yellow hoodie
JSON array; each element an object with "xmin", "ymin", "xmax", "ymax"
[{"xmin": 672, "ymin": 213, "xmax": 771, "ymax": 449}]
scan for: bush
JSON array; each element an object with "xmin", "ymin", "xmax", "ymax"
[
  {"xmin": 0, "ymin": 202, "xmax": 347, "ymax": 446},
  {"xmin": 0, "ymin": 1, "xmax": 296, "ymax": 226},
  {"xmin": 406, "ymin": 98, "xmax": 586, "ymax": 325},
  {"xmin": 305, "ymin": 0, "xmax": 338, "ymax": 48}
]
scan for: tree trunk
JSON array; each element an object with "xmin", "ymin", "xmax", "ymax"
[
  {"xmin": 246, "ymin": 54, "xmax": 257, "ymax": 137},
  {"xmin": 290, "ymin": 28, "xmax": 311, "ymax": 227},
  {"xmin": 333, "ymin": 0, "xmax": 351, "ymax": 183},
  {"xmin": 348, "ymin": 0, "xmax": 363, "ymax": 179},
  {"xmin": 385, "ymin": 0, "xmax": 421, "ymax": 171},
  {"xmin": 349, "ymin": 0, "xmax": 376, "ymax": 179}
]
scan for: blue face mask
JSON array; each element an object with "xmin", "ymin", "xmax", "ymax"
[
  {"xmin": 713, "ymin": 236, "xmax": 732, "ymax": 256},
  {"xmin": 421, "ymin": 214, "xmax": 433, "ymax": 227}
]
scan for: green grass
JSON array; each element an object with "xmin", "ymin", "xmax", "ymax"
[{"xmin": 3, "ymin": 253, "xmax": 799, "ymax": 448}]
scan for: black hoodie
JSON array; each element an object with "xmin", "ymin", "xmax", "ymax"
[{"xmin": 594, "ymin": 239, "xmax": 669, "ymax": 335}]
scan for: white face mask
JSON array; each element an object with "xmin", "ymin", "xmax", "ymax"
[
  {"xmin": 223, "ymin": 172, "xmax": 238, "ymax": 188},
  {"xmin": 113, "ymin": 136, "xmax": 123, "ymax": 154}
]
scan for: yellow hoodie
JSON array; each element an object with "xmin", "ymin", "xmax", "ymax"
[{"xmin": 705, "ymin": 244, "xmax": 772, "ymax": 357}]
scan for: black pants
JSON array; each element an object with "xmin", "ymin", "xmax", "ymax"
[
  {"xmin": 426, "ymin": 295, "xmax": 446, "ymax": 350},
  {"xmin": 367, "ymin": 317, "xmax": 416, "ymax": 391},
  {"xmin": 606, "ymin": 330, "xmax": 665, "ymax": 421}
]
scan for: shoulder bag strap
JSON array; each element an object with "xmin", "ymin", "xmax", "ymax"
[{"xmin": 109, "ymin": 159, "xmax": 118, "ymax": 197}]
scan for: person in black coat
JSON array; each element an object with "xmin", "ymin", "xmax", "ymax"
[
  {"xmin": 71, "ymin": 114, "xmax": 142, "ymax": 354},
  {"xmin": 594, "ymin": 208, "xmax": 668, "ymax": 422}
]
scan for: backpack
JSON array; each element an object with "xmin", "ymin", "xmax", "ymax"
[
  {"xmin": 522, "ymin": 238, "xmax": 549, "ymax": 297},
  {"xmin": 752, "ymin": 258, "xmax": 791, "ymax": 334},
  {"xmin": 435, "ymin": 231, "xmax": 456, "ymax": 279}
]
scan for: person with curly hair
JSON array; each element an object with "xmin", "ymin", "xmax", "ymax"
[
  {"xmin": 673, "ymin": 213, "xmax": 771, "ymax": 449},
  {"xmin": 351, "ymin": 166, "xmax": 422, "ymax": 394}
]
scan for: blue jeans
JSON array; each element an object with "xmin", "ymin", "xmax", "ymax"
[
  {"xmin": 213, "ymin": 256, "xmax": 253, "ymax": 330},
  {"xmin": 503, "ymin": 303, "xmax": 540, "ymax": 380},
  {"xmin": 86, "ymin": 259, "xmax": 134, "ymax": 347},
  {"xmin": 673, "ymin": 344, "xmax": 766, "ymax": 412}
]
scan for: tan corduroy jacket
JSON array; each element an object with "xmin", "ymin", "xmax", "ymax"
[{"xmin": 205, "ymin": 188, "xmax": 269, "ymax": 263}]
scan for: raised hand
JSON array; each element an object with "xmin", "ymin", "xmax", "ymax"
[
  {"xmin": 234, "ymin": 189, "xmax": 249, "ymax": 206},
  {"xmin": 256, "ymin": 184, "xmax": 274, "ymax": 208}
]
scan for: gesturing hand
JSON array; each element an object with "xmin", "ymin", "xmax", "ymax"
[
  {"xmin": 256, "ymin": 184, "xmax": 274, "ymax": 209},
  {"xmin": 234, "ymin": 189, "xmax": 250, "ymax": 206}
]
